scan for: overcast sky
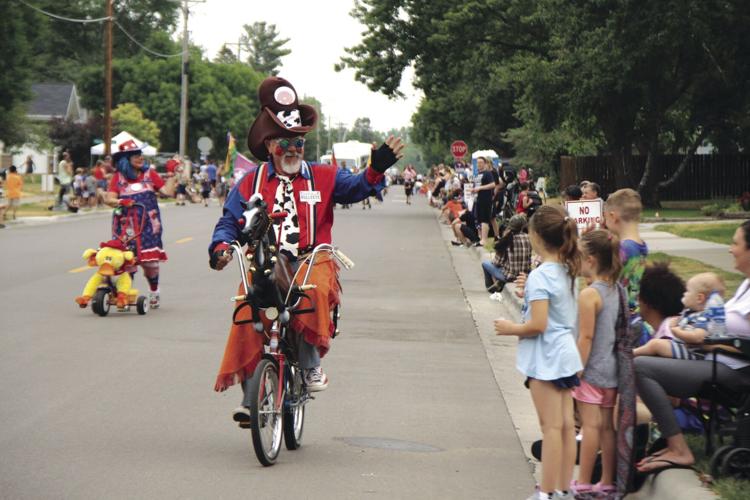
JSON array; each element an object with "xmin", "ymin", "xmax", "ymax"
[{"xmin": 186, "ymin": 0, "xmax": 422, "ymax": 132}]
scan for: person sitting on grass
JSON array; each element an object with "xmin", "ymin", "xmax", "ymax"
[
  {"xmin": 480, "ymin": 214, "xmax": 531, "ymax": 294},
  {"xmin": 634, "ymin": 272, "xmax": 726, "ymax": 360}
]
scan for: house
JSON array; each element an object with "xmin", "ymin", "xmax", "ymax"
[{"xmin": 2, "ymin": 83, "xmax": 88, "ymax": 176}]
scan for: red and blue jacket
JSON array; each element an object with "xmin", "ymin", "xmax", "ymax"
[{"xmin": 209, "ymin": 161, "xmax": 385, "ymax": 258}]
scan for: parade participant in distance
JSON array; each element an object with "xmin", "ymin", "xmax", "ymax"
[
  {"xmin": 104, "ymin": 138, "xmax": 175, "ymax": 308},
  {"xmin": 402, "ymin": 163, "xmax": 417, "ymax": 205},
  {"xmin": 208, "ymin": 76, "xmax": 404, "ymax": 424}
]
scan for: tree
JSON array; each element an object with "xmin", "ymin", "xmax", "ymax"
[
  {"xmin": 214, "ymin": 45, "xmax": 238, "ymax": 64},
  {"xmin": 25, "ymin": 0, "xmax": 180, "ymax": 82},
  {"xmin": 348, "ymin": 117, "xmax": 382, "ymax": 144},
  {"xmin": 0, "ymin": 0, "xmax": 40, "ymax": 147},
  {"xmin": 299, "ymin": 96, "xmax": 328, "ymax": 163},
  {"xmin": 112, "ymin": 103, "xmax": 161, "ymax": 149},
  {"xmin": 341, "ymin": 0, "xmax": 750, "ymax": 206},
  {"xmin": 48, "ymin": 116, "xmax": 103, "ymax": 167},
  {"xmin": 240, "ymin": 22, "xmax": 291, "ymax": 76},
  {"xmin": 78, "ymin": 53, "xmax": 265, "ymax": 159}
]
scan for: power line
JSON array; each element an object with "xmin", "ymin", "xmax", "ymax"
[
  {"xmin": 113, "ymin": 20, "xmax": 184, "ymax": 58},
  {"xmin": 19, "ymin": 0, "xmax": 184, "ymax": 59},
  {"xmin": 18, "ymin": 0, "xmax": 112, "ymax": 23}
]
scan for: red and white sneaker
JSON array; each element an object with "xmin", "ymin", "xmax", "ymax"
[
  {"xmin": 149, "ymin": 290, "xmax": 160, "ymax": 309},
  {"xmin": 304, "ymin": 367, "xmax": 329, "ymax": 392}
]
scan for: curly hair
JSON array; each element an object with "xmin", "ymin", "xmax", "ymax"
[{"xmin": 639, "ymin": 262, "xmax": 685, "ymax": 317}]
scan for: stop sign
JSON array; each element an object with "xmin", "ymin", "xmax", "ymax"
[{"xmin": 450, "ymin": 140, "xmax": 468, "ymax": 158}]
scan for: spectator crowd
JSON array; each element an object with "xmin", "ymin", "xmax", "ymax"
[{"xmin": 419, "ymin": 158, "xmax": 750, "ymax": 499}]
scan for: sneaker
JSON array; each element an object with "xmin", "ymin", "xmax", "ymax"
[
  {"xmin": 232, "ymin": 406, "xmax": 251, "ymax": 427},
  {"xmin": 526, "ymin": 491, "xmax": 553, "ymax": 500},
  {"xmin": 553, "ymin": 491, "xmax": 575, "ymax": 500},
  {"xmin": 489, "ymin": 292, "xmax": 504, "ymax": 302},
  {"xmin": 149, "ymin": 290, "xmax": 160, "ymax": 309},
  {"xmin": 450, "ymin": 240, "xmax": 463, "ymax": 246},
  {"xmin": 473, "ymin": 241, "xmax": 482, "ymax": 247},
  {"xmin": 304, "ymin": 367, "xmax": 329, "ymax": 392}
]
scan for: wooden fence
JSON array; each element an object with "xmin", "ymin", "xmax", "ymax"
[{"xmin": 560, "ymin": 155, "xmax": 750, "ymax": 200}]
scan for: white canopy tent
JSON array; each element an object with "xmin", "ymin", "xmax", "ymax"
[
  {"xmin": 90, "ymin": 131, "xmax": 157, "ymax": 156},
  {"xmin": 470, "ymin": 149, "xmax": 500, "ymax": 175}
]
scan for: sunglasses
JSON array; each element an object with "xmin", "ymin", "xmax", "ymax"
[{"xmin": 275, "ymin": 137, "xmax": 305, "ymax": 150}]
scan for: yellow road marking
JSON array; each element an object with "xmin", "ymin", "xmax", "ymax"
[
  {"xmin": 68, "ymin": 266, "xmax": 92, "ymax": 274},
  {"xmin": 175, "ymin": 237, "xmax": 193, "ymax": 244}
]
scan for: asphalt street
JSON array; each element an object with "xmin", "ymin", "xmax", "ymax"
[{"xmin": 0, "ymin": 193, "xmax": 534, "ymax": 499}]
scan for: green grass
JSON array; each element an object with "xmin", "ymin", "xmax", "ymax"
[
  {"xmin": 654, "ymin": 222, "xmax": 742, "ymax": 245},
  {"xmin": 685, "ymin": 434, "xmax": 750, "ymax": 500},
  {"xmin": 642, "ymin": 208, "xmax": 705, "ymax": 218},
  {"xmin": 648, "ymin": 252, "xmax": 744, "ymax": 292}
]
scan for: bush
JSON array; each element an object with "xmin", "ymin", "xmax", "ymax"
[{"xmin": 700, "ymin": 200, "xmax": 738, "ymax": 217}]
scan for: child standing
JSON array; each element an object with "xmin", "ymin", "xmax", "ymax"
[
  {"xmin": 571, "ymin": 230, "xmax": 623, "ymax": 495},
  {"xmin": 603, "ymin": 189, "xmax": 647, "ymax": 313},
  {"xmin": 5, "ymin": 165, "xmax": 23, "ymax": 220},
  {"xmin": 494, "ymin": 205, "xmax": 583, "ymax": 500}
]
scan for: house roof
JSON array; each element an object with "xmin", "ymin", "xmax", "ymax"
[{"xmin": 28, "ymin": 83, "xmax": 77, "ymax": 118}]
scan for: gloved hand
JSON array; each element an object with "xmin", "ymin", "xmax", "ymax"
[
  {"xmin": 118, "ymin": 198, "xmax": 135, "ymax": 208},
  {"xmin": 209, "ymin": 242, "xmax": 232, "ymax": 270},
  {"xmin": 370, "ymin": 135, "xmax": 405, "ymax": 173}
]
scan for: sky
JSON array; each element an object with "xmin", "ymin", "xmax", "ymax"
[{"xmin": 185, "ymin": 0, "xmax": 422, "ymax": 132}]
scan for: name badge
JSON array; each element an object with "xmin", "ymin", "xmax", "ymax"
[{"xmin": 300, "ymin": 190, "xmax": 321, "ymax": 205}]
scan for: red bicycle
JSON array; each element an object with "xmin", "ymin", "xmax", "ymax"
[{"xmin": 228, "ymin": 194, "xmax": 354, "ymax": 465}]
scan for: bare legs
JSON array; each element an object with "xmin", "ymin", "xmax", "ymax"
[
  {"xmin": 577, "ymin": 403, "xmax": 616, "ymax": 486},
  {"xmin": 529, "ymin": 379, "xmax": 577, "ymax": 493}
]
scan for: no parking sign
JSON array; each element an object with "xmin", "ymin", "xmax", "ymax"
[{"xmin": 565, "ymin": 199, "xmax": 603, "ymax": 232}]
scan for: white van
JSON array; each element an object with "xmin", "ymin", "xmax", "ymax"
[{"xmin": 332, "ymin": 141, "xmax": 372, "ymax": 171}]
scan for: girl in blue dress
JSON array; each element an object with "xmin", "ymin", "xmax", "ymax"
[{"xmin": 494, "ymin": 205, "xmax": 583, "ymax": 500}]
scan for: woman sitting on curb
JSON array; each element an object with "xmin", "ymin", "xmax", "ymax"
[{"xmin": 481, "ymin": 214, "xmax": 532, "ymax": 297}]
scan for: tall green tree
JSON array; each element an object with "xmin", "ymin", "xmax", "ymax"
[
  {"xmin": 240, "ymin": 22, "xmax": 291, "ymax": 76},
  {"xmin": 0, "ymin": 0, "xmax": 39, "ymax": 146}
]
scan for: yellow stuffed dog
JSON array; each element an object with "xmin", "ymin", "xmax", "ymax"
[{"xmin": 75, "ymin": 239, "xmax": 138, "ymax": 309}]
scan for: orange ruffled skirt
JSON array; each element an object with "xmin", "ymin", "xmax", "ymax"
[{"xmin": 214, "ymin": 255, "xmax": 340, "ymax": 392}]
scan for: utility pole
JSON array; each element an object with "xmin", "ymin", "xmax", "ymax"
[
  {"xmin": 104, "ymin": 0, "xmax": 113, "ymax": 156},
  {"xmin": 178, "ymin": 0, "xmax": 189, "ymax": 159},
  {"xmin": 178, "ymin": 0, "xmax": 206, "ymax": 158}
]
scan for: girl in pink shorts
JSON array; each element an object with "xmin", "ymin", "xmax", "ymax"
[{"xmin": 572, "ymin": 230, "xmax": 623, "ymax": 495}]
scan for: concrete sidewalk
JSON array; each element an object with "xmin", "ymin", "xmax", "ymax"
[
  {"xmin": 640, "ymin": 223, "xmax": 736, "ymax": 274},
  {"xmin": 435, "ymin": 215, "xmax": 715, "ymax": 499}
]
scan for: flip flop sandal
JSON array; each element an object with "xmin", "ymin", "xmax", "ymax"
[{"xmin": 636, "ymin": 458, "xmax": 695, "ymax": 476}]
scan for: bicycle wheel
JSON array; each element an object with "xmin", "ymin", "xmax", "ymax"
[
  {"xmin": 248, "ymin": 358, "xmax": 283, "ymax": 466},
  {"xmin": 283, "ymin": 364, "xmax": 305, "ymax": 450}
]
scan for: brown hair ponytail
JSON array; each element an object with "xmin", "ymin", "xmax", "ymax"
[
  {"xmin": 580, "ymin": 230, "xmax": 622, "ymax": 284},
  {"xmin": 529, "ymin": 205, "xmax": 581, "ymax": 293}
]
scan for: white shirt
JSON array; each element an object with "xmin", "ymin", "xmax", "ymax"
[{"xmin": 709, "ymin": 279, "xmax": 750, "ymax": 369}]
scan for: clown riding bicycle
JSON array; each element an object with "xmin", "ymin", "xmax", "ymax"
[{"xmin": 208, "ymin": 76, "xmax": 404, "ymax": 465}]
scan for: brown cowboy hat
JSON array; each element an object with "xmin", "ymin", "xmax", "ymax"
[{"xmin": 247, "ymin": 76, "xmax": 318, "ymax": 160}]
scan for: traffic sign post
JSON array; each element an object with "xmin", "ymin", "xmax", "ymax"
[{"xmin": 450, "ymin": 140, "xmax": 468, "ymax": 159}]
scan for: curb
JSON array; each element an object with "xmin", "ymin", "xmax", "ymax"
[{"xmin": 438, "ymin": 213, "xmax": 714, "ymax": 499}]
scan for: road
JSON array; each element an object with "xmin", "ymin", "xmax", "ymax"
[{"xmin": 0, "ymin": 193, "xmax": 534, "ymax": 499}]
